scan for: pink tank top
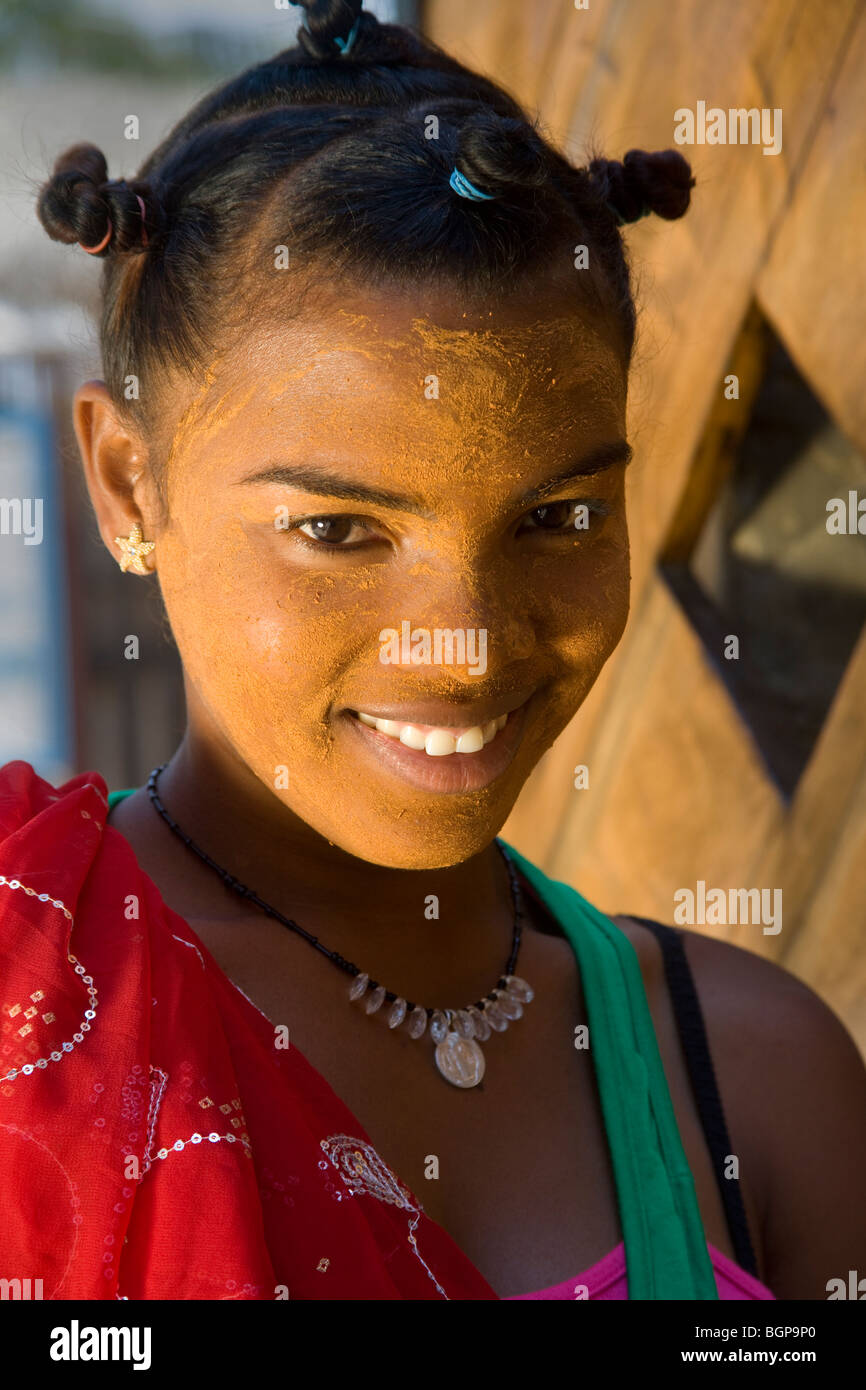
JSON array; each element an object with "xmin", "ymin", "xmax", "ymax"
[{"xmin": 507, "ymin": 1240, "xmax": 775, "ymax": 1300}]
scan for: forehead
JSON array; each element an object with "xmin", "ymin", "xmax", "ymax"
[{"xmin": 164, "ymin": 279, "xmax": 628, "ymax": 486}]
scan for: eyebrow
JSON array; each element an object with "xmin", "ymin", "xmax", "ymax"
[{"xmin": 235, "ymin": 438, "xmax": 633, "ymax": 516}]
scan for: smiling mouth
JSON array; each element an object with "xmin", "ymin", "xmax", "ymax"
[{"xmin": 347, "ymin": 708, "xmax": 515, "ymax": 757}]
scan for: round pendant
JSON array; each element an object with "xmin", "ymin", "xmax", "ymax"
[{"xmin": 434, "ymin": 1031, "xmax": 486, "ymax": 1088}]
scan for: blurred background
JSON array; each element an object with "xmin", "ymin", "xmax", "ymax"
[{"xmin": 1, "ymin": 0, "xmax": 865, "ymax": 1050}]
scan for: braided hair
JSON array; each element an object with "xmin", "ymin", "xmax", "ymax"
[{"xmin": 37, "ymin": 0, "xmax": 694, "ymax": 494}]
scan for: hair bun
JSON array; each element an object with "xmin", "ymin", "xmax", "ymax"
[
  {"xmin": 37, "ymin": 142, "xmax": 154, "ymax": 256},
  {"xmin": 293, "ymin": 0, "xmax": 368, "ymax": 60},
  {"xmin": 37, "ymin": 143, "xmax": 112, "ymax": 248},
  {"xmin": 589, "ymin": 148, "xmax": 695, "ymax": 224},
  {"xmin": 454, "ymin": 110, "xmax": 550, "ymax": 199}
]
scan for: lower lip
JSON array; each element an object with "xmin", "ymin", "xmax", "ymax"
[{"xmin": 340, "ymin": 701, "xmax": 532, "ymax": 794}]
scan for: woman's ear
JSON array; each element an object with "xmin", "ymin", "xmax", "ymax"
[{"xmin": 73, "ymin": 381, "xmax": 160, "ymax": 574}]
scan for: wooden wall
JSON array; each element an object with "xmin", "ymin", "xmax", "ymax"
[{"xmin": 424, "ymin": 0, "xmax": 866, "ymax": 1053}]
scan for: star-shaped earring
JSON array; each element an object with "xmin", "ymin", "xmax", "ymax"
[{"xmin": 114, "ymin": 521, "xmax": 155, "ymax": 575}]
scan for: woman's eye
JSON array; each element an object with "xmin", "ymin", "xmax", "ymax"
[
  {"xmin": 519, "ymin": 499, "xmax": 611, "ymax": 534},
  {"xmin": 287, "ymin": 501, "xmax": 610, "ymax": 549},
  {"xmin": 294, "ymin": 515, "xmax": 372, "ymax": 546}
]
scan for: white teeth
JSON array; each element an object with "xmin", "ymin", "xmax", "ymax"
[
  {"xmin": 425, "ymin": 729, "xmax": 457, "ymax": 756},
  {"xmin": 399, "ymin": 725, "xmax": 428, "ymax": 751},
  {"xmin": 455, "ymin": 727, "xmax": 484, "ymax": 754},
  {"xmin": 352, "ymin": 707, "xmax": 515, "ymax": 757}
]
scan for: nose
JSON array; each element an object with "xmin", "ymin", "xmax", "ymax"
[{"xmin": 383, "ymin": 559, "xmax": 537, "ymax": 676}]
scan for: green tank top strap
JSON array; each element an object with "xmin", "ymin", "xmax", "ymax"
[
  {"xmin": 107, "ymin": 788, "xmax": 136, "ymax": 808},
  {"xmin": 499, "ymin": 839, "xmax": 718, "ymax": 1300}
]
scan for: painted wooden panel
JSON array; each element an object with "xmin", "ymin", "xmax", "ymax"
[
  {"xmin": 426, "ymin": 0, "xmax": 866, "ymax": 1052},
  {"xmin": 757, "ymin": 8, "xmax": 866, "ymax": 450}
]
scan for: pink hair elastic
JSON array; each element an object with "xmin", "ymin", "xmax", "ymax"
[
  {"xmin": 80, "ymin": 220, "xmax": 112, "ymax": 255},
  {"xmin": 135, "ymin": 194, "xmax": 148, "ymax": 247},
  {"xmin": 79, "ymin": 195, "xmax": 148, "ymax": 254}
]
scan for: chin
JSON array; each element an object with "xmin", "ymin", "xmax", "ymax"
[{"xmin": 331, "ymin": 801, "xmax": 518, "ymax": 871}]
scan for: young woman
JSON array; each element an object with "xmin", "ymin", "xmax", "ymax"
[{"xmin": 4, "ymin": 0, "xmax": 864, "ymax": 1301}]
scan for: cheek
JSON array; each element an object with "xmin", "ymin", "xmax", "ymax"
[
  {"xmin": 156, "ymin": 522, "xmax": 375, "ymax": 750},
  {"xmin": 531, "ymin": 525, "xmax": 631, "ymax": 670}
]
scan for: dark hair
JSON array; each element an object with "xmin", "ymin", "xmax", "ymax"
[{"xmin": 36, "ymin": 0, "xmax": 694, "ymax": 506}]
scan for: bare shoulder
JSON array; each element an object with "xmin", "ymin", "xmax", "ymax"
[
  {"xmin": 618, "ymin": 916, "xmax": 866, "ymax": 1299},
  {"xmin": 619, "ymin": 915, "xmax": 862, "ymax": 1065}
]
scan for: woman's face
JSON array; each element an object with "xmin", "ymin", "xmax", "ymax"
[{"xmin": 149, "ymin": 275, "xmax": 631, "ymax": 869}]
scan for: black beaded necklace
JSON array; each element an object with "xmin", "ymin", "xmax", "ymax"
[{"xmin": 146, "ymin": 761, "xmax": 535, "ymax": 1088}]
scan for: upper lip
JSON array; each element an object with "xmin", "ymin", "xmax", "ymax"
[{"xmin": 342, "ymin": 691, "xmax": 534, "ymax": 727}]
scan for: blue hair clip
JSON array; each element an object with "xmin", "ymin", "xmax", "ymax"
[
  {"xmin": 334, "ymin": 15, "xmax": 361, "ymax": 54},
  {"xmin": 449, "ymin": 166, "xmax": 495, "ymax": 201}
]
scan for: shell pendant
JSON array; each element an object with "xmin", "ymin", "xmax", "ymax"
[{"xmin": 434, "ymin": 1031, "xmax": 486, "ymax": 1088}]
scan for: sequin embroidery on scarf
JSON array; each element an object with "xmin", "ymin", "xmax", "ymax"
[{"xmin": 320, "ymin": 1135, "xmax": 450, "ymax": 1299}]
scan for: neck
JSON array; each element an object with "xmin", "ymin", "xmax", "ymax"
[{"xmin": 149, "ymin": 725, "xmax": 519, "ymax": 993}]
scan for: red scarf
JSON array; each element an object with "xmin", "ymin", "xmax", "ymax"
[{"xmin": 0, "ymin": 760, "xmax": 498, "ymax": 1299}]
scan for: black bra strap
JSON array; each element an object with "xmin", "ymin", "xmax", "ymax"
[{"xmin": 623, "ymin": 916, "xmax": 760, "ymax": 1279}]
